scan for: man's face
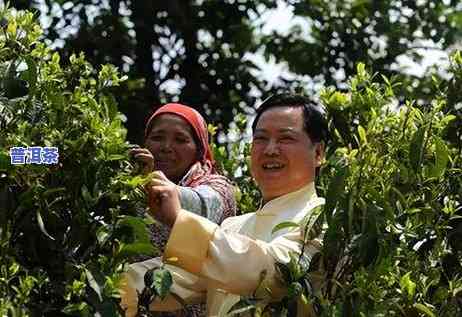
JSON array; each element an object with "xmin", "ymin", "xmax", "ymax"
[{"xmin": 250, "ymin": 106, "xmax": 324, "ymax": 202}]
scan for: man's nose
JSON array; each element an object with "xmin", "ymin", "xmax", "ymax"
[{"xmin": 263, "ymin": 139, "xmax": 279, "ymax": 156}]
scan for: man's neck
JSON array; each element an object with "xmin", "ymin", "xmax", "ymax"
[{"xmin": 262, "ymin": 181, "xmax": 315, "ymax": 204}]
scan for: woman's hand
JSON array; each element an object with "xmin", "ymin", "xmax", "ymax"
[
  {"xmin": 144, "ymin": 171, "xmax": 181, "ymax": 227},
  {"xmin": 130, "ymin": 147, "xmax": 155, "ymax": 175}
]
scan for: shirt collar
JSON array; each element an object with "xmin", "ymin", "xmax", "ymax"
[{"xmin": 257, "ymin": 182, "xmax": 317, "ymax": 216}]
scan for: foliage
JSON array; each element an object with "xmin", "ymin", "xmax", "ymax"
[
  {"xmin": 229, "ymin": 60, "xmax": 462, "ymax": 316},
  {"xmin": 316, "ymin": 61, "xmax": 461, "ymax": 316},
  {"xmin": 138, "ymin": 267, "xmax": 173, "ymax": 316},
  {"xmin": 15, "ymin": 0, "xmax": 278, "ymax": 144},
  {"xmin": 2, "ymin": 5, "xmax": 462, "ymax": 317},
  {"xmin": 263, "ymin": 0, "xmax": 462, "ymax": 98},
  {"xmin": 16, "ymin": 1, "xmax": 462, "ymax": 145},
  {"xmin": 0, "ymin": 7, "xmax": 155, "ymax": 316},
  {"xmin": 211, "ymin": 112, "xmax": 261, "ymax": 214}
]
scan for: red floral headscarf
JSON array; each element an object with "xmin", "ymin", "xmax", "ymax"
[
  {"xmin": 145, "ymin": 103, "xmax": 214, "ymax": 164},
  {"xmin": 142, "ymin": 104, "xmax": 237, "ymax": 317},
  {"xmin": 144, "ymin": 103, "xmax": 235, "ymax": 226}
]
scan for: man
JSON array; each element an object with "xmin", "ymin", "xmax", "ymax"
[{"xmin": 120, "ymin": 93, "xmax": 328, "ymax": 316}]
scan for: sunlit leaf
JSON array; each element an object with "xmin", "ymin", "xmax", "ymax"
[
  {"xmin": 147, "ymin": 268, "xmax": 172, "ymax": 300},
  {"xmin": 325, "ymin": 164, "xmax": 348, "ymax": 223},
  {"xmin": 227, "ymin": 303, "xmax": 257, "ymax": 316},
  {"xmin": 428, "ymin": 137, "xmax": 449, "ymax": 178},
  {"xmin": 84, "ymin": 268, "xmax": 102, "ymax": 302},
  {"xmin": 271, "ymin": 221, "xmax": 299, "ymax": 235},
  {"xmin": 358, "ymin": 125, "xmax": 367, "ymax": 145},
  {"xmin": 400, "ymin": 272, "xmax": 416, "ymax": 300},
  {"xmin": 117, "ymin": 242, "xmax": 156, "ymax": 261},
  {"xmin": 409, "ymin": 127, "xmax": 426, "ymax": 172},
  {"xmin": 413, "ymin": 303, "xmax": 436, "ymax": 317},
  {"xmin": 36, "ymin": 210, "xmax": 55, "ymax": 241},
  {"xmin": 116, "ymin": 215, "xmax": 151, "ymax": 243}
]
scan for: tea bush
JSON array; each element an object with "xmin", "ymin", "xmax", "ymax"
[
  {"xmin": 315, "ymin": 61, "xmax": 461, "ymax": 316},
  {"xmin": 0, "ymin": 8, "xmax": 155, "ymax": 316},
  {"xmin": 1, "ymin": 7, "xmax": 461, "ymax": 317},
  {"xmin": 230, "ymin": 62, "xmax": 461, "ymax": 316}
]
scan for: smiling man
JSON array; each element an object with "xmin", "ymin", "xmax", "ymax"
[
  {"xmin": 120, "ymin": 93, "xmax": 329, "ymax": 317},
  {"xmin": 251, "ymin": 98, "xmax": 325, "ymax": 203}
]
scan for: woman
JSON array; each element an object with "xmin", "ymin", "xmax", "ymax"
[{"xmin": 130, "ymin": 103, "xmax": 236, "ymax": 316}]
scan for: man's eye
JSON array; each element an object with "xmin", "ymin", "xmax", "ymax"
[
  {"xmin": 280, "ymin": 136, "xmax": 295, "ymax": 142},
  {"xmin": 253, "ymin": 136, "xmax": 267, "ymax": 141},
  {"xmin": 150, "ymin": 135, "xmax": 163, "ymax": 141}
]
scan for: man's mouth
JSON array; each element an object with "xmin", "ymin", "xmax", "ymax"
[{"xmin": 262, "ymin": 163, "xmax": 284, "ymax": 170}]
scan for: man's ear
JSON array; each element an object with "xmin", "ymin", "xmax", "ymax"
[{"xmin": 314, "ymin": 142, "xmax": 325, "ymax": 167}]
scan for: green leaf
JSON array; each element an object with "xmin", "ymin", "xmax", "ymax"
[
  {"xmin": 428, "ymin": 137, "xmax": 449, "ymax": 178},
  {"xmin": 287, "ymin": 282, "xmax": 303, "ymax": 298},
  {"xmin": 409, "ymin": 127, "xmax": 425, "ymax": 172},
  {"xmin": 325, "ymin": 165, "xmax": 347, "ymax": 222},
  {"xmin": 126, "ymin": 175, "xmax": 149, "ymax": 188},
  {"xmin": 62, "ymin": 302, "xmax": 90, "ymax": 315},
  {"xmin": 357, "ymin": 62, "xmax": 366, "ymax": 77},
  {"xmin": 36, "ymin": 210, "xmax": 55, "ymax": 240},
  {"xmin": 357, "ymin": 125, "xmax": 367, "ymax": 145},
  {"xmin": 43, "ymin": 187, "xmax": 67, "ymax": 197},
  {"xmin": 441, "ymin": 114, "xmax": 456, "ymax": 127},
  {"xmin": 117, "ymin": 242, "xmax": 156, "ymax": 261},
  {"xmin": 413, "ymin": 303, "xmax": 435, "ymax": 317},
  {"xmin": 81, "ymin": 185, "xmax": 93, "ymax": 204},
  {"xmin": 0, "ymin": 151, "xmax": 10, "ymax": 170},
  {"xmin": 143, "ymin": 214, "xmax": 156, "ymax": 225},
  {"xmin": 301, "ymin": 205, "xmax": 324, "ymax": 240},
  {"xmin": 6, "ymin": 19, "xmax": 16, "ymax": 36},
  {"xmin": 24, "ymin": 56, "xmax": 37, "ymax": 91},
  {"xmin": 400, "ymin": 272, "xmax": 416, "ymax": 300},
  {"xmin": 150, "ymin": 268, "xmax": 173, "ymax": 300},
  {"xmin": 271, "ymin": 221, "xmax": 299, "ymax": 235},
  {"xmin": 116, "ymin": 215, "xmax": 151, "ymax": 243},
  {"xmin": 328, "ymin": 91, "xmax": 349, "ymax": 108},
  {"xmin": 84, "ymin": 268, "xmax": 102, "ymax": 302},
  {"xmin": 96, "ymin": 226, "xmax": 110, "ymax": 246},
  {"xmin": 227, "ymin": 303, "xmax": 257, "ymax": 316},
  {"xmin": 106, "ymin": 154, "xmax": 125, "ymax": 161}
]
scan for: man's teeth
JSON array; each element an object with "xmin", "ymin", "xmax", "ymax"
[{"xmin": 263, "ymin": 163, "xmax": 283, "ymax": 169}]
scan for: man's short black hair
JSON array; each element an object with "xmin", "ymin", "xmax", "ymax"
[{"xmin": 251, "ymin": 93, "xmax": 329, "ymax": 144}]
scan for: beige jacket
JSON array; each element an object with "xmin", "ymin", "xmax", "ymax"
[{"xmin": 120, "ymin": 182, "xmax": 324, "ymax": 316}]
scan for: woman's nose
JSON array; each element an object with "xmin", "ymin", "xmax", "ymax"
[{"xmin": 159, "ymin": 139, "xmax": 173, "ymax": 152}]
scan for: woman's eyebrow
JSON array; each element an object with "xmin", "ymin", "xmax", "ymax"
[
  {"xmin": 174, "ymin": 132, "xmax": 190, "ymax": 137},
  {"xmin": 150, "ymin": 129, "xmax": 165, "ymax": 134}
]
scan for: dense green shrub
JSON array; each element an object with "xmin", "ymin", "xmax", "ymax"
[
  {"xmin": 0, "ymin": 8, "xmax": 156, "ymax": 316},
  {"xmin": 230, "ymin": 62, "xmax": 461, "ymax": 316},
  {"xmin": 315, "ymin": 61, "xmax": 461, "ymax": 316}
]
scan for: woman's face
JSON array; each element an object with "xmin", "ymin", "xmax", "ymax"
[{"xmin": 145, "ymin": 113, "xmax": 199, "ymax": 183}]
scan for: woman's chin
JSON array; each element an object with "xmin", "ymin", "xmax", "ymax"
[{"xmin": 159, "ymin": 169, "xmax": 178, "ymax": 183}]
